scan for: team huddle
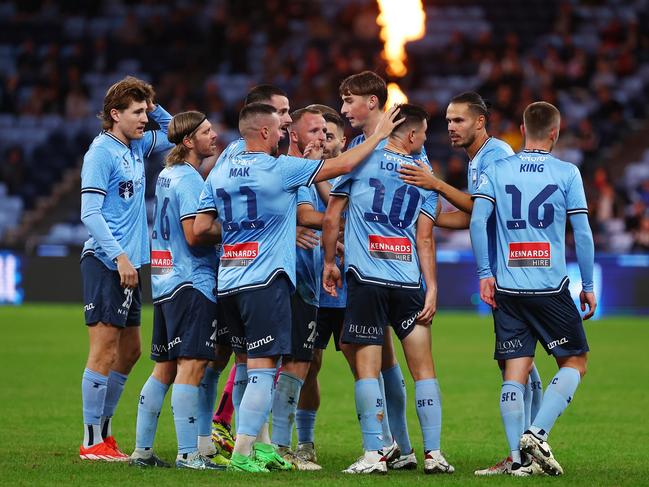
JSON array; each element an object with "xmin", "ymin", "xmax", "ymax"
[{"xmin": 78, "ymin": 71, "xmax": 596, "ymax": 477}]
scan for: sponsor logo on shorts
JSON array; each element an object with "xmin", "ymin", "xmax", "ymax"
[
  {"xmin": 118, "ymin": 180, "xmax": 134, "ymax": 200},
  {"xmin": 507, "ymin": 242, "xmax": 551, "ymax": 268},
  {"xmin": 368, "ymin": 235, "xmax": 412, "ymax": 262},
  {"xmin": 247, "ymin": 334, "xmax": 274, "ymax": 351},
  {"xmin": 496, "ymin": 338, "xmax": 523, "ymax": 353},
  {"xmin": 168, "ymin": 337, "xmax": 181, "ymax": 349},
  {"xmin": 151, "ymin": 250, "xmax": 173, "ymax": 275},
  {"xmin": 151, "ymin": 343, "xmax": 167, "ymax": 355},
  {"xmin": 400, "ymin": 313, "xmax": 418, "ymax": 330},
  {"xmin": 347, "ymin": 324, "xmax": 384, "ymax": 339},
  {"xmin": 231, "ymin": 335, "xmax": 247, "ymax": 348},
  {"xmin": 84, "ymin": 303, "xmax": 95, "ymax": 312},
  {"xmin": 221, "ymin": 242, "xmax": 259, "ymax": 267},
  {"xmin": 547, "ymin": 337, "xmax": 568, "ymax": 350}
]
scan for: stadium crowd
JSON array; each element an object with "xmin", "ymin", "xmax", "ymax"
[{"xmin": 1, "ymin": 0, "xmax": 648, "ymax": 252}]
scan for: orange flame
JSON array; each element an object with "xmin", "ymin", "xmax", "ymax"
[
  {"xmin": 386, "ymin": 82, "xmax": 408, "ymax": 107},
  {"xmin": 376, "ymin": 0, "xmax": 426, "ymax": 78}
]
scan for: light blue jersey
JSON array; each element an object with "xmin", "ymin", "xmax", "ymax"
[
  {"xmin": 80, "ymin": 105, "xmax": 173, "ymax": 270},
  {"xmin": 468, "ymin": 137, "xmax": 515, "ymax": 275},
  {"xmin": 348, "ymin": 134, "xmax": 430, "ymax": 165},
  {"xmin": 467, "ymin": 137, "xmax": 514, "ymax": 193},
  {"xmin": 331, "ymin": 148, "xmax": 438, "ymax": 288},
  {"xmin": 296, "ymin": 185, "xmax": 323, "ymax": 306},
  {"xmin": 472, "ymin": 150, "xmax": 591, "ymax": 293},
  {"xmin": 151, "ymin": 163, "xmax": 218, "ymax": 303},
  {"xmin": 198, "ymin": 151, "xmax": 324, "ymax": 296}
]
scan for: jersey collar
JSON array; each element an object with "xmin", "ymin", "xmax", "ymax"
[
  {"xmin": 102, "ymin": 130, "xmax": 131, "ymax": 150},
  {"xmin": 522, "ymin": 149, "xmax": 550, "ymax": 154},
  {"xmin": 470, "ymin": 136, "xmax": 492, "ymax": 162}
]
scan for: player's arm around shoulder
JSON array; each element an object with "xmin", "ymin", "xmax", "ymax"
[{"xmin": 315, "ymin": 106, "xmax": 404, "ymax": 182}]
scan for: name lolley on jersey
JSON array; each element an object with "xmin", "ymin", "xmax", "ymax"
[{"xmin": 368, "ymin": 235, "xmax": 412, "ymax": 262}]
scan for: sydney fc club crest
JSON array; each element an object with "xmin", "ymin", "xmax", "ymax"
[{"xmin": 119, "ymin": 180, "xmax": 134, "ymax": 200}]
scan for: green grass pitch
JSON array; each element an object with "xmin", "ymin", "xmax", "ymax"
[{"xmin": 1, "ymin": 304, "xmax": 648, "ymax": 486}]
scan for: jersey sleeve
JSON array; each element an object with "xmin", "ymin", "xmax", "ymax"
[
  {"xmin": 471, "ymin": 165, "xmax": 496, "ymax": 204},
  {"xmin": 81, "ymin": 147, "xmax": 113, "ymax": 196},
  {"xmin": 197, "ymin": 175, "xmax": 217, "ymax": 214},
  {"xmin": 470, "ymin": 196, "xmax": 495, "ymax": 279},
  {"xmin": 297, "ymin": 186, "xmax": 315, "ymax": 208},
  {"xmin": 566, "ymin": 167, "xmax": 588, "ymax": 216},
  {"xmin": 139, "ymin": 105, "xmax": 175, "ymax": 158},
  {"xmin": 279, "ymin": 155, "xmax": 325, "ymax": 191},
  {"xmin": 177, "ymin": 174, "xmax": 204, "ymax": 221},
  {"xmin": 419, "ymin": 191, "xmax": 438, "ymax": 221},
  {"xmin": 329, "ymin": 172, "xmax": 353, "ymax": 198}
]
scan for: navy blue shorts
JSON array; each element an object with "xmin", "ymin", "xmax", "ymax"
[
  {"xmin": 151, "ymin": 287, "xmax": 217, "ymax": 361},
  {"xmin": 314, "ymin": 307, "xmax": 344, "ymax": 351},
  {"xmin": 341, "ymin": 273, "xmax": 424, "ymax": 346},
  {"xmin": 288, "ymin": 294, "xmax": 318, "ymax": 361},
  {"xmin": 81, "ymin": 255, "xmax": 141, "ymax": 327},
  {"xmin": 493, "ymin": 286, "xmax": 590, "ymax": 360},
  {"xmin": 218, "ymin": 273, "xmax": 292, "ymax": 358}
]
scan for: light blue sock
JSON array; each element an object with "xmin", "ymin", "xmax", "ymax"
[
  {"xmin": 271, "ymin": 372, "xmax": 304, "ymax": 447},
  {"xmin": 383, "ymin": 364, "xmax": 412, "ymax": 453},
  {"xmin": 172, "ymin": 384, "xmax": 199, "ymax": 455},
  {"xmin": 103, "ymin": 370, "xmax": 128, "ymax": 418},
  {"xmin": 529, "ymin": 364, "xmax": 544, "ymax": 424},
  {"xmin": 296, "ymin": 409, "xmax": 317, "ymax": 444},
  {"xmin": 237, "ymin": 368, "xmax": 275, "ymax": 437},
  {"xmin": 415, "ymin": 378, "xmax": 442, "ymax": 452},
  {"xmin": 355, "ymin": 378, "xmax": 384, "ymax": 452},
  {"xmin": 377, "ymin": 373, "xmax": 394, "ymax": 447},
  {"xmin": 524, "ymin": 376, "xmax": 533, "ymax": 430},
  {"xmin": 530, "ymin": 367, "xmax": 581, "ymax": 440},
  {"xmin": 81, "ymin": 368, "xmax": 108, "ymax": 447},
  {"xmin": 500, "ymin": 380, "xmax": 525, "ymax": 464},
  {"xmin": 198, "ymin": 367, "xmax": 220, "ymax": 437},
  {"xmin": 232, "ymin": 363, "xmax": 248, "ymax": 433},
  {"xmin": 135, "ymin": 375, "xmax": 169, "ymax": 449}
]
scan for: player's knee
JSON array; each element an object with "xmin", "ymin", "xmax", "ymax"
[
  {"xmin": 128, "ymin": 343, "xmax": 142, "ymax": 366},
  {"xmin": 577, "ymin": 360, "xmax": 587, "ymax": 378}
]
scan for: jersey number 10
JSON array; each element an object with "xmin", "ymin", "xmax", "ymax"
[{"xmin": 364, "ymin": 178, "xmax": 420, "ymax": 228}]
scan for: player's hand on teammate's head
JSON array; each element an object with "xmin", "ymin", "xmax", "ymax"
[
  {"xmin": 322, "ymin": 263, "xmax": 342, "ymax": 297},
  {"xmin": 374, "ymin": 105, "xmax": 404, "ymax": 139},
  {"xmin": 296, "ymin": 225, "xmax": 320, "ymax": 250},
  {"xmin": 580, "ymin": 290, "xmax": 597, "ymax": 320},
  {"xmin": 479, "ymin": 277, "xmax": 497, "ymax": 309},
  {"xmin": 398, "ymin": 159, "xmax": 438, "ymax": 191}
]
